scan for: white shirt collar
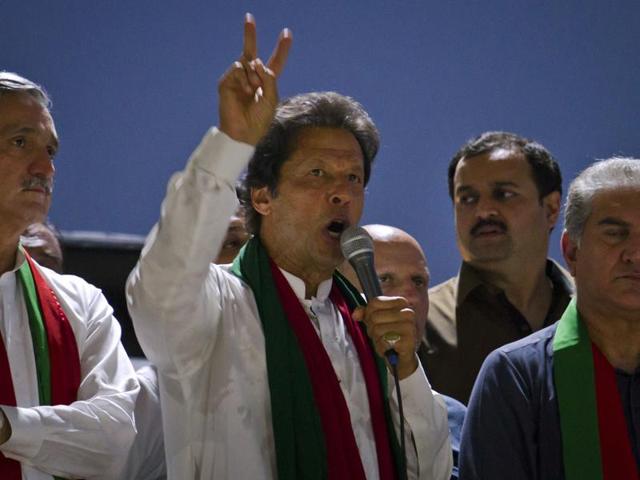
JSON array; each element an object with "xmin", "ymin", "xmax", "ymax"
[{"xmin": 279, "ymin": 268, "xmax": 333, "ymax": 302}]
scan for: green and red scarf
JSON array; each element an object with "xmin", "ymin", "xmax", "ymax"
[
  {"xmin": 553, "ymin": 299, "xmax": 639, "ymax": 480},
  {"xmin": 0, "ymin": 250, "xmax": 81, "ymax": 480},
  {"xmin": 231, "ymin": 236, "xmax": 405, "ymax": 480}
]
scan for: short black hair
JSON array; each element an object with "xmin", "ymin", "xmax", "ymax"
[
  {"xmin": 447, "ymin": 131, "xmax": 562, "ymax": 201},
  {"xmin": 237, "ymin": 91, "xmax": 379, "ymax": 234}
]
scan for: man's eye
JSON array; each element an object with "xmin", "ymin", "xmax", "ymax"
[
  {"xmin": 604, "ymin": 229, "xmax": 627, "ymax": 239},
  {"xmin": 12, "ymin": 137, "xmax": 26, "ymax": 148},
  {"xmin": 47, "ymin": 146, "xmax": 57, "ymax": 158},
  {"xmin": 413, "ymin": 277, "xmax": 426, "ymax": 288},
  {"xmin": 378, "ymin": 274, "xmax": 391, "ymax": 284},
  {"xmin": 458, "ymin": 195, "xmax": 477, "ymax": 205},
  {"xmin": 347, "ymin": 173, "xmax": 362, "ymax": 184},
  {"xmin": 495, "ymin": 190, "xmax": 516, "ymax": 200},
  {"xmin": 310, "ymin": 169, "xmax": 324, "ymax": 177}
]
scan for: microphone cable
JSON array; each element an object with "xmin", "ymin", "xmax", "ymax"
[{"xmin": 385, "ymin": 349, "xmax": 407, "ymax": 479}]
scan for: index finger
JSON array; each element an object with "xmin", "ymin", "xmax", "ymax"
[
  {"xmin": 366, "ymin": 296, "xmax": 410, "ymax": 312},
  {"xmin": 266, "ymin": 28, "xmax": 293, "ymax": 77},
  {"xmin": 242, "ymin": 13, "xmax": 257, "ymax": 60}
]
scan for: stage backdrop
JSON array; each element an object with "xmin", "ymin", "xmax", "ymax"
[{"xmin": 3, "ymin": 0, "xmax": 639, "ymax": 284}]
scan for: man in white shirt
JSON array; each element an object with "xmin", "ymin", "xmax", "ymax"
[
  {"xmin": 127, "ymin": 13, "xmax": 451, "ymax": 480},
  {"xmin": 0, "ymin": 71, "xmax": 139, "ymax": 479}
]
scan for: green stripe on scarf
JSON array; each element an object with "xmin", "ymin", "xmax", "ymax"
[
  {"xmin": 553, "ymin": 299, "xmax": 602, "ymax": 480},
  {"xmin": 17, "ymin": 249, "xmax": 67, "ymax": 480},
  {"xmin": 231, "ymin": 237, "xmax": 326, "ymax": 479},
  {"xmin": 17, "ymin": 256, "xmax": 52, "ymax": 406},
  {"xmin": 231, "ymin": 237, "xmax": 403, "ymax": 479}
]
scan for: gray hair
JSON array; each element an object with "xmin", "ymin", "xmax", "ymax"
[
  {"xmin": 0, "ymin": 71, "xmax": 51, "ymax": 108},
  {"xmin": 564, "ymin": 157, "xmax": 640, "ymax": 242}
]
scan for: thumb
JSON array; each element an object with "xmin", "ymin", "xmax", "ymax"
[{"xmin": 352, "ymin": 306, "xmax": 365, "ymax": 322}]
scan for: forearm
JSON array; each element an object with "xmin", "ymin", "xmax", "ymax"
[
  {"xmin": 0, "ymin": 385, "xmax": 137, "ymax": 479},
  {"xmin": 127, "ymin": 128, "xmax": 253, "ymax": 373}
]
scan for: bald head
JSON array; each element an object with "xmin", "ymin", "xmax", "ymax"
[{"xmin": 340, "ymin": 224, "xmax": 430, "ymax": 339}]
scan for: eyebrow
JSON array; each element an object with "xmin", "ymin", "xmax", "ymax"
[{"xmin": 455, "ymin": 181, "xmax": 518, "ymax": 194}]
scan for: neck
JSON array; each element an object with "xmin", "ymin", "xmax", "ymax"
[
  {"xmin": 580, "ymin": 300, "xmax": 640, "ymax": 373},
  {"xmin": 475, "ymin": 258, "xmax": 552, "ymax": 330},
  {"xmin": 261, "ymin": 236, "xmax": 334, "ymax": 299}
]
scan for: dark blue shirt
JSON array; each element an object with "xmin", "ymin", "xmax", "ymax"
[
  {"xmin": 459, "ymin": 323, "xmax": 640, "ymax": 480},
  {"xmin": 443, "ymin": 394, "xmax": 466, "ymax": 480}
]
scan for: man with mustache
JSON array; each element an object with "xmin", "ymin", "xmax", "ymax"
[
  {"xmin": 0, "ymin": 72, "xmax": 139, "ymax": 479},
  {"xmin": 423, "ymin": 132, "xmax": 574, "ymax": 404},
  {"xmin": 127, "ymin": 14, "xmax": 451, "ymax": 480},
  {"xmin": 460, "ymin": 157, "xmax": 640, "ymax": 479}
]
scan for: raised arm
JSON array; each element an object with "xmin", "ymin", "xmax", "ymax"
[{"xmin": 126, "ymin": 15, "xmax": 292, "ymax": 376}]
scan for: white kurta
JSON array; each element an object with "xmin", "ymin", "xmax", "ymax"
[
  {"xmin": 0, "ymin": 250, "xmax": 139, "ymax": 480},
  {"xmin": 126, "ymin": 128, "xmax": 452, "ymax": 480}
]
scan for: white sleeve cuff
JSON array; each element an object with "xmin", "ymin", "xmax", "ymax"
[
  {"xmin": 0, "ymin": 406, "xmax": 43, "ymax": 459},
  {"xmin": 188, "ymin": 127, "xmax": 255, "ymax": 186}
]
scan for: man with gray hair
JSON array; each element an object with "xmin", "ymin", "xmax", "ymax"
[
  {"xmin": 460, "ymin": 157, "xmax": 640, "ymax": 479},
  {"xmin": 0, "ymin": 72, "xmax": 139, "ymax": 479}
]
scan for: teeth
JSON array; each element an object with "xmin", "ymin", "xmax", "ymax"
[{"xmin": 327, "ymin": 221, "xmax": 345, "ymax": 238}]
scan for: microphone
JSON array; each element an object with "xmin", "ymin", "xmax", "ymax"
[{"xmin": 340, "ymin": 226, "xmax": 400, "ymax": 364}]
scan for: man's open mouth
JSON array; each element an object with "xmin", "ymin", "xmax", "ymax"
[{"xmin": 327, "ymin": 220, "xmax": 348, "ymax": 238}]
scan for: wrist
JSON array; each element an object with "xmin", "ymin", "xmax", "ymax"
[{"xmin": 396, "ymin": 355, "xmax": 419, "ymax": 380}]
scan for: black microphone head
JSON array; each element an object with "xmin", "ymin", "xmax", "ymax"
[{"xmin": 340, "ymin": 225, "xmax": 374, "ymax": 261}]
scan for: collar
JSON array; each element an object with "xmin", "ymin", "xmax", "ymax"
[
  {"xmin": 279, "ymin": 268, "xmax": 333, "ymax": 303},
  {"xmin": 0, "ymin": 246, "xmax": 26, "ymax": 284},
  {"xmin": 455, "ymin": 258, "xmax": 574, "ymax": 307}
]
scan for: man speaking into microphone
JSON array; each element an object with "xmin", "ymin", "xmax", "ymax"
[{"xmin": 126, "ymin": 13, "xmax": 450, "ymax": 480}]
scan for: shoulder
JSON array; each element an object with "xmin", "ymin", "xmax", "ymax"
[
  {"xmin": 37, "ymin": 264, "xmax": 104, "ymax": 307},
  {"xmin": 428, "ymin": 275, "xmax": 458, "ymax": 300},
  {"xmin": 476, "ymin": 324, "xmax": 557, "ymax": 394},
  {"xmin": 426, "ymin": 276, "xmax": 458, "ymax": 341}
]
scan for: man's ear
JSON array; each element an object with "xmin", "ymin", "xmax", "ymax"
[
  {"xmin": 561, "ymin": 230, "xmax": 578, "ymax": 277},
  {"xmin": 251, "ymin": 186, "xmax": 272, "ymax": 216},
  {"xmin": 543, "ymin": 191, "xmax": 562, "ymax": 229}
]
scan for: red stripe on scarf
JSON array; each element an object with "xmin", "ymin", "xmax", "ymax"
[
  {"xmin": 0, "ymin": 339, "xmax": 21, "ymax": 479},
  {"xmin": 25, "ymin": 254, "xmax": 81, "ymax": 405},
  {"xmin": 592, "ymin": 344, "xmax": 639, "ymax": 480},
  {"xmin": 330, "ymin": 284, "xmax": 398, "ymax": 480},
  {"xmin": 270, "ymin": 261, "xmax": 367, "ymax": 479},
  {"xmin": 0, "ymin": 255, "xmax": 81, "ymax": 479}
]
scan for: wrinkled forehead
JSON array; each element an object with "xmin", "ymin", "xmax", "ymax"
[
  {"xmin": 455, "ymin": 149, "xmax": 529, "ymax": 184},
  {"xmin": 588, "ymin": 187, "xmax": 640, "ymax": 221},
  {"xmin": 0, "ymin": 91, "xmax": 56, "ymax": 133}
]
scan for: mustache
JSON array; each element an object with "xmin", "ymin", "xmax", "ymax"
[
  {"xmin": 470, "ymin": 219, "xmax": 507, "ymax": 236},
  {"xmin": 22, "ymin": 176, "xmax": 53, "ymax": 195}
]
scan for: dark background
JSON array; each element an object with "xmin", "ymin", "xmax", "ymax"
[{"xmin": 4, "ymin": 0, "xmax": 640, "ymax": 286}]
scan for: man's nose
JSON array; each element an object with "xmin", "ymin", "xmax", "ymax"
[
  {"xmin": 329, "ymin": 179, "xmax": 353, "ymax": 205},
  {"xmin": 475, "ymin": 196, "xmax": 499, "ymax": 219},
  {"xmin": 622, "ymin": 234, "xmax": 640, "ymax": 264},
  {"xmin": 28, "ymin": 148, "xmax": 55, "ymax": 178}
]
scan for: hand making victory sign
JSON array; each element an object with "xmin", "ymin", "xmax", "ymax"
[{"xmin": 218, "ymin": 13, "xmax": 292, "ymax": 146}]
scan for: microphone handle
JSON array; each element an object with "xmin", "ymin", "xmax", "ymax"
[
  {"xmin": 352, "ymin": 256, "xmax": 398, "ymax": 363},
  {"xmin": 352, "ymin": 255, "xmax": 382, "ymax": 301}
]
